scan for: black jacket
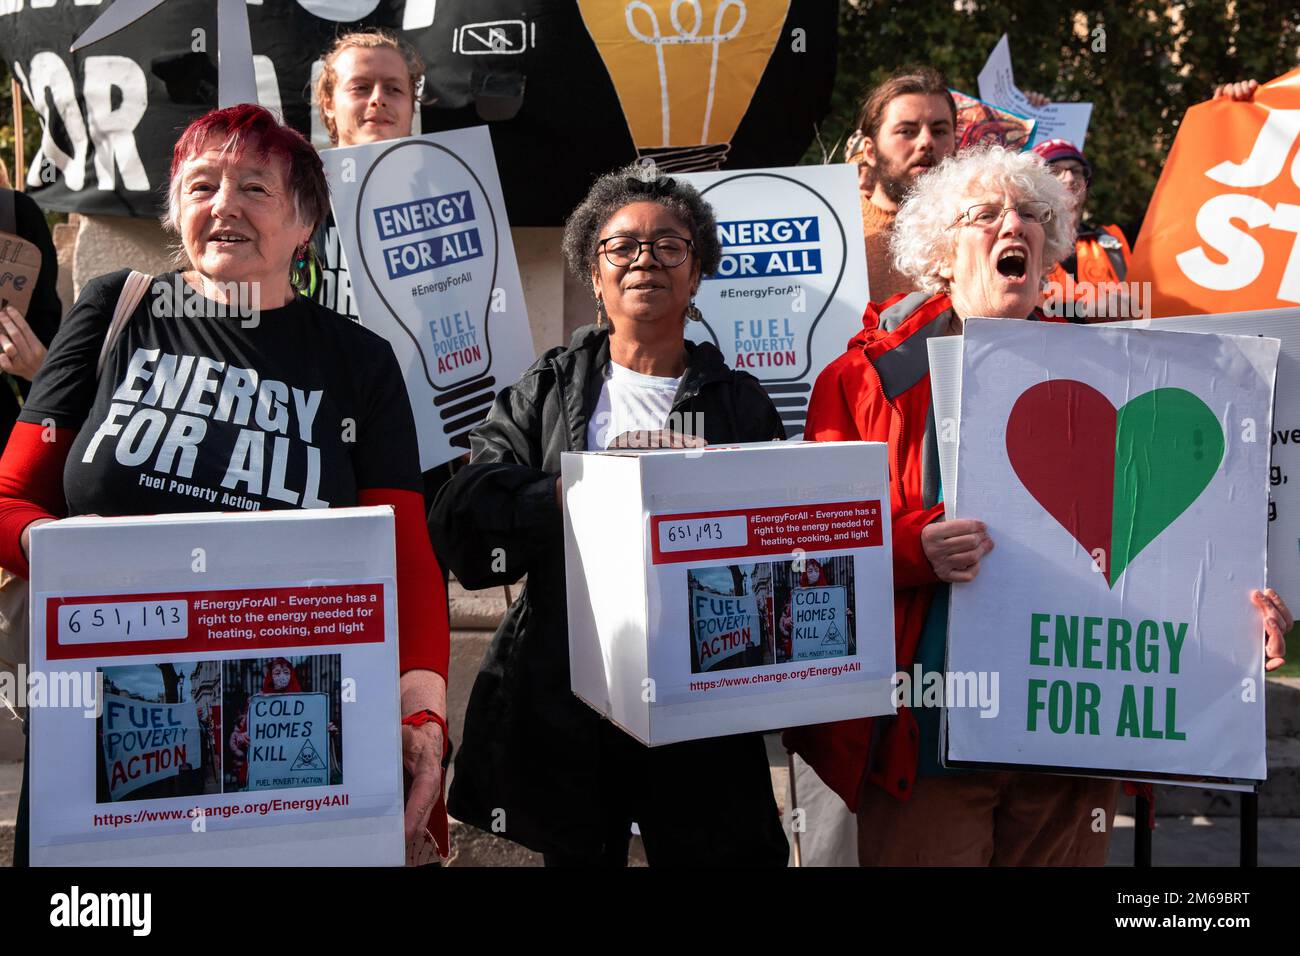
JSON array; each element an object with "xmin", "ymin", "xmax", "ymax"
[
  {"xmin": 431, "ymin": 324, "xmax": 788, "ymax": 860},
  {"xmin": 1, "ymin": 189, "xmax": 62, "ymax": 447}
]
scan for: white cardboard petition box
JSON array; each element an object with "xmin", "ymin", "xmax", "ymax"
[
  {"xmin": 27, "ymin": 508, "xmax": 405, "ymax": 866},
  {"xmin": 562, "ymin": 441, "xmax": 896, "ymax": 746}
]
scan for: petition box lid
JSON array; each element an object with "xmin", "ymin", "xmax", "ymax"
[
  {"xmin": 567, "ymin": 439, "xmax": 883, "ymax": 458},
  {"xmin": 34, "ymin": 506, "xmax": 396, "ymax": 533}
]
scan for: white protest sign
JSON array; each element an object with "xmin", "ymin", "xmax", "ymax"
[
  {"xmin": 1110, "ymin": 308, "xmax": 1300, "ymax": 609},
  {"xmin": 978, "ymin": 34, "xmax": 1093, "ymax": 149},
  {"xmin": 101, "ymin": 695, "xmax": 202, "ymax": 801},
  {"xmin": 690, "ymin": 589, "xmax": 759, "ymax": 671},
  {"xmin": 247, "ymin": 693, "xmax": 331, "ymax": 791},
  {"xmin": 677, "ymin": 165, "xmax": 869, "ymax": 438},
  {"xmin": 323, "ymin": 128, "xmax": 537, "ymax": 470},
  {"xmin": 927, "ymin": 334, "xmax": 963, "ymax": 520},
  {"xmin": 789, "ymin": 585, "xmax": 849, "ymax": 661},
  {"xmin": 946, "ymin": 320, "xmax": 1277, "ymax": 782},
  {"xmin": 28, "ymin": 508, "xmax": 405, "ymax": 866}
]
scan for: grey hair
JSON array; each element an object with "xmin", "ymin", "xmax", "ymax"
[
  {"xmin": 561, "ymin": 162, "xmax": 722, "ymax": 291},
  {"xmin": 891, "ymin": 146, "xmax": 1076, "ymax": 295}
]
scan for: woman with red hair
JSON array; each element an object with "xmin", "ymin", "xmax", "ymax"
[{"xmin": 0, "ymin": 104, "xmax": 451, "ymax": 864}]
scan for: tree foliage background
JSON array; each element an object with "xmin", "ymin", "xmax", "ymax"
[{"xmin": 809, "ymin": 0, "xmax": 1300, "ymax": 231}]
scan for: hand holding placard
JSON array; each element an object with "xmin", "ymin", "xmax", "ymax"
[
  {"xmin": 1253, "ymin": 587, "xmax": 1292, "ymax": 671},
  {"xmin": 920, "ymin": 519, "xmax": 993, "ymax": 583}
]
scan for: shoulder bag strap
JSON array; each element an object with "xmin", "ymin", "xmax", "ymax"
[{"xmin": 95, "ymin": 270, "xmax": 153, "ymax": 381}]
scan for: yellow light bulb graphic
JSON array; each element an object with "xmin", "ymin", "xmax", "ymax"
[{"xmin": 579, "ymin": 0, "xmax": 790, "ymax": 170}]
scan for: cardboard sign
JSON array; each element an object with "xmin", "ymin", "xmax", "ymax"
[
  {"xmin": 1129, "ymin": 67, "xmax": 1300, "ymax": 317},
  {"xmin": 0, "ymin": 228, "xmax": 42, "ymax": 316},
  {"xmin": 563, "ymin": 441, "xmax": 895, "ymax": 746},
  {"xmin": 323, "ymin": 128, "xmax": 537, "ymax": 469},
  {"xmin": 28, "ymin": 508, "xmax": 405, "ymax": 866},
  {"xmin": 678, "ymin": 165, "xmax": 869, "ymax": 437},
  {"xmin": 246, "ymin": 693, "xmax": 330, "ymax": 791},
  {"xmin": 946, "ymin": 320, "xmax": 1277, "ymax": 783},
  {"xmin": 101, "ymin": 695, "xmax": 202, "ymax": 801}
]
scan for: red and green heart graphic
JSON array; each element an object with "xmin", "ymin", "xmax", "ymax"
[{"xmin": 1005, "ymin": 380, "xmax": 1224, "ymax": 586}]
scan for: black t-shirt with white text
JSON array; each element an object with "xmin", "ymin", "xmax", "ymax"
[{"xmin": 20, "ymin": 270, "xmax": 422, "ymax": 517}]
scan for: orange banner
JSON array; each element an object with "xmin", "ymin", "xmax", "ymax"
[{"xmin": 1130, "ymin": 67, "xmax": 1300, "ymax": 317}]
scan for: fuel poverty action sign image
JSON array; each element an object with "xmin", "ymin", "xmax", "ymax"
[{"xmin": 324, "ymin": 127, "xmax": 537, "ymax": 469}]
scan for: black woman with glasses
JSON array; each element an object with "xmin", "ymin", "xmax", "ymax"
[{"xmin": 430, "ymin": 164, "xmax": 786, "ymax": 867}]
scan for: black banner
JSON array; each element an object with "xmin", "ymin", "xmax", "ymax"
[{"xmin": 0, "ymin": 0, "xmax": 836, "ymax": 225}]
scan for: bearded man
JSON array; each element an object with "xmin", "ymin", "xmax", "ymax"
[{"xmin": 845, "ymin": 67, "xmax": 957, "ymax": 302}]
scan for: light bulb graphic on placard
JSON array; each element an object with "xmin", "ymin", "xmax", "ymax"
[
  {"xmin": 578, "ymin": 0, "xmax": 790, "ymax": 171},
  {"xmin": 345, "ymin": 134, "xmax": 524, "ymax": 460},
  {"xmin": 679, "ymin": 166, "xmax": 868, "ymax": 438}
]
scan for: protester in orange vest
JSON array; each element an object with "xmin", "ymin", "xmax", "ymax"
[
  {"xmin": 1026, "ymin": 77, "xmax": 1260, "ymax": 322},
  {"xmin": 1030, "ymin": 139, "xmax": 1133, "ymax": 323}
]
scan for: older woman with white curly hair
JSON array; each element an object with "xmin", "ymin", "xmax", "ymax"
[{"xmin": 783, "ymin": 146, "xmax": 1290, "ymax": 866}]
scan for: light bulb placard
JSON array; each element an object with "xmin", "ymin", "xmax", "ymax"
[
  {"xmin": 678, "ymin": 164, "xmax": 868, "ymax": 438},
  {"xmin": 323, "ymin": 128, "xmax": 536, "ymax": 470}
]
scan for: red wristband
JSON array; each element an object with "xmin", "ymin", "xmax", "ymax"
[
  {"xmin": 401, "ymin": 709, "xmax": 450, "ymax": 770},
  {"xmin": 402, "ymin": 708, "xmax": 447, "ymax": 733},
  {"xmin": 402, "ymin": 706, "xmax": 448, "ymax": 739}
]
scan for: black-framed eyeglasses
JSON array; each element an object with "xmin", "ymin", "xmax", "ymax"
[
  {"xmin": 1048, "ymin": 162, "xmax": 1092, "ymax": 186},
  {"xmin": 598, "ymin": 235, "xmax": 694, "ymax": 268},
  {"xmin": 950, "ymin": 201, "xmax": 1054, "ymax": 230}
]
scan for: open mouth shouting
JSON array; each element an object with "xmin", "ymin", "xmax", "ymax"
[{"xmin": 995, "ymin": 244, "xmax": 1029, "ymax": 282}]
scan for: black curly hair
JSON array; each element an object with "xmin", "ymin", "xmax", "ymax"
[{"xmin": 561, "ymin": 162, "xmax": 722, "ymax": 295}]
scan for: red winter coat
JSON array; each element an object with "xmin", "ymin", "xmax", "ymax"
[{"xmin": 784, "ymin": 291, "xmax": 1061, "ymax": 810}]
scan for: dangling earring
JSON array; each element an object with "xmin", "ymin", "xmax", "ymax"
[
  {"xmin": 595, "ymin": 298, "xmax": 608, "ymax": 329},
  {"xmin": 686, "ymin": 298, "xmax": 703, "ymax": 322},
  {"xmin": 290, "ymin": 243, "xmax": 313, "ymax": 295}
]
